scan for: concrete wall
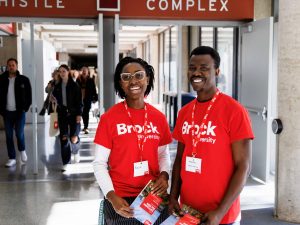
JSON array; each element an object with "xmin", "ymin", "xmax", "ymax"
[
  {"xmin": 254, "ymin": 0, "xmax": 272, "ymax": 20},
  {"xmin": 276, "ymin": 0, "xmax": 300, "ymax": 223},
  {"xmin": 0, "ymin": 36, "xmax": 18, "ymax": 67},
  {"xmin": 0, "ymin": 36, "xmax": 19, "ymax": 129}
]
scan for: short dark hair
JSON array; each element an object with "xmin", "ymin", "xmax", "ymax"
[
  {"xmin": 189, "ymin": 46, "xmax": 221, "ymax": 69},
  {"xmin": 114, "ymin": 57, "xmax": 155, "ymax": 99},
  {"xmin": 7, "ymin": 58, "xmax": 18, "ymax": 65}
]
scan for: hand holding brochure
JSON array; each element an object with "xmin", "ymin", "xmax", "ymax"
[
  {"xmin": 130, "ymin": 180, "xmax": 169, "ymax": 225},
  {"xmin": 161, "ymin": 204, "xmax": 204, "ymax": 225}
]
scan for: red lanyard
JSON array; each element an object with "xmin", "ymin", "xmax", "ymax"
[
  {"xmin": 191, "ymin": 90, "xmax": 220, "ymax": 157},
  {"xmin": 124, "ymin": 101, "xmax": 148, "ymax": 161}
]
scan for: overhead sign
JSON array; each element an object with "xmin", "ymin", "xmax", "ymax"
[
  {"xmin": 0, "ymin": 0, "xmax": 253, "ymax": 20},
  {"xmin": 0, "ymin": 23, "xmax": 15, "ymax": 34}
]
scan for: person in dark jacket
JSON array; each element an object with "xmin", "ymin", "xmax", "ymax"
[
  {"xmin": 51, "ymin": 64, "xmax": 83, "ymax": 171},
  {"xmin": 0, "ymin": 58, "xmax": 32, "ymax": 167},
  {"xmin": 77, "ymin": 66, "xmax": 98, "ymax": 134}
]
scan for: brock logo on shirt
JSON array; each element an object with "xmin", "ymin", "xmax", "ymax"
[
  {"xmin": 117, "ymin": 122, "xmax": 160, "ymax": 135},
  {"xmin": 182, "ymin": 121, "xmax": 216, "ymax": 136}
]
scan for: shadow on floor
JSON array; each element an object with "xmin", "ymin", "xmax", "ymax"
[{"xmin": 242, "ymin": 208, "xmax": 298, "ymax": 225}]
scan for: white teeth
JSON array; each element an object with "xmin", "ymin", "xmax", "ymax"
[
  {"xmin": 130, "ymin": 86, "xmax": 140, "ymax": 90},
  {"xmin": 193, "ymin": 78, "xmax": 204, "ymax": 83}
]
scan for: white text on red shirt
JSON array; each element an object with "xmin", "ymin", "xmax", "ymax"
[
  {"xmin": 117, "ymin": 122, "xmax": 160, "ymax": 135},
  {"xmin": 182, "ymin": 121, "xmax": 216, "ymax": 136}
]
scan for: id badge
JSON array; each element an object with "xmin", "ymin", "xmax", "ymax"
[
  {"xmin": 185, "ymin": 156, "xmax": 202, "ymax": 174},
  {"xmin": 134, "ymin": 161, "xmax": 149, "ymax": 177}
]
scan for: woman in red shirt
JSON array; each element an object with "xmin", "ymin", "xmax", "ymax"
[{"xmin": 93, "ymin": 57, "xmax": 172, "ymax": 224}]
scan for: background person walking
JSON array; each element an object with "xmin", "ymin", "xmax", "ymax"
[
  {"xmin": 0, "ymin": 58, "xmax": 32, "ymax": 167},
  {"xmin": 77, "ymin": 66, "xmax": 98, "ymax": 134},
  {"xmin": 51, "ymin": 64, "xmax": 83, "ymax": 171}
]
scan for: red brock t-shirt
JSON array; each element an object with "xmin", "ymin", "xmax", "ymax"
[
  {"xmin": 173, "ymin": 93, "xmax": 254, "ymax": 224},
  {"xmin": 94, "ymin": 102, "xmax": 172, "ymax": 197}
]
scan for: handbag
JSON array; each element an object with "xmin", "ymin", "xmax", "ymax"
[{"xmin": 49, "ymin": 102, "xmax": 60, "ymax": 137}]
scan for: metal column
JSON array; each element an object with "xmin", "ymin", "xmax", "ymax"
[
  {"xmin": 176, "ymin": 25, "xmax": 183, "ymax": 113},
  {"xmin": 103, "ymin": 18, "xmax": 116, "ymax": 110},
  {"xmin": 30, "ymin": 23, "xmax": 38, "ymax": 174},
  {"xmin": 98, "ymin": 14, "xmax": 105, "ymax": 115},
  {"xmin": 114, "ymin": 14, "xmax": 119, "ymax": 74}
]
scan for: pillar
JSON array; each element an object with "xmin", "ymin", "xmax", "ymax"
[{"xmin": 276, "ymin": 0, "xmax": 300, "ymax": 223}]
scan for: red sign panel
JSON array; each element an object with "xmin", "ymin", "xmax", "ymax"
[
  {"xmin": 120, "ymin": 0, "xmax": 254, "ymax": 20},
  {"xmin": 97, "ymin": 0, "xmax": 120, "ymax": 11},
  {"xmin": 0, "ymin": 24, "xmax": 15, "ymax": 34},
  {"xmin": 0, "ymin": 0, "xmax": 253, "ymax": 20}
]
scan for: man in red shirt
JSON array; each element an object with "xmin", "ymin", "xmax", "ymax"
[{"xmin": 169, "ymin": 46, "xmax": 254, "ymax": 225}]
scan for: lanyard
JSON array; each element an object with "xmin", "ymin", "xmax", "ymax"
[
  {"xmin": 191, "ymin": 90, "xmax": 220, "ymax": 157},
  {"xmin": 124, "ymin": 101, "xmax": 148, "ymax": 161}
]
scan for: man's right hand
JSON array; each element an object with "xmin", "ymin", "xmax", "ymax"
[
  {"xmin": 106, "ymin": 191, "xmax": 134, "ymax": 218},
  {"xmin": 168, "ymin": 196, "xmax": 182, "ymax": 215}
]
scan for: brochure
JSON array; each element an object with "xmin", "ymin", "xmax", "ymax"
[
  {"xmin": 130, "ymin": 180, "xmax": 169, "ymax": 225},
  {"xmin": 161, "ymin": 204, "xmax": 204, "ymax": 225}
]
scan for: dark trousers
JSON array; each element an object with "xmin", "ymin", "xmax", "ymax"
[
  {"xmin": 82, "ymin": 102, "xmax": 91, "ymax": 129},
  {"xmin": 58, "ymin": 110, "xmax": 81, "ymax": 165},
  {"xmin": 3, "ymin": 111, "xmax": 26, "ymax": 159},
  {"xmin": 104, "ymin": 197, "xmax": 169, "ymax": 225}
]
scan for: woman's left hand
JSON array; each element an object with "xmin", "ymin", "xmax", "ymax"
[{"xmin": 152, "ymin": 171, "xmax": 169, "ymax": 196}]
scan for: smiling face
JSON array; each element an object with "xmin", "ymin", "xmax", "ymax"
[
  {"xmin": 119, "ymin": 62, "xmax": 149, "ymax": 102},
  {"xmin": 188, "ymin": 54, "xmax": 220, "ymax": 95}
]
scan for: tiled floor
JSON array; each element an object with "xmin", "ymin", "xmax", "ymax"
[
  {"xmin": 0, "ymin": 114, "xmax": 102, "ymax": 225},
  {"xmin": 0, "ymin": 112, "xmax": 298, "ymax": 225}
]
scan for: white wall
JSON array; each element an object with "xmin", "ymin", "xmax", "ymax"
[{"xmin": 22, "ymin": 39, "xmax": 58, "ymax": 124}]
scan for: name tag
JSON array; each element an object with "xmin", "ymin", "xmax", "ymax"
[
  {"xmin": 185, "ymin": 156, "xmax": 202, "ymax": 174},
  {"xmin": 134, "ymin": 161, "xmax": 149, "ymax": 177}
]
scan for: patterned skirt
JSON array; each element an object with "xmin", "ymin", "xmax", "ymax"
[{"xmin": 104, "ymin": 197, "xmax": 169, "ymax": 225}]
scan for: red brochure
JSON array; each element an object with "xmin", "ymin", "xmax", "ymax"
[
  {"xmin": 176, "ymin": 213, "xmax": 200, "ymax": 225},
  {"xmin": 140, "ymin": 193, "xmax": 163, "ymax": 215}
]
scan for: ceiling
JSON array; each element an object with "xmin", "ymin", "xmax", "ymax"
[{"xmin": 33, "ymin": 24, "xmax": 168, "ymax": 55}]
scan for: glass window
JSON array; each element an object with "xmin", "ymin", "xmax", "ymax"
[
  {"xmin": 201, "ymin": 27, "xmax": 214, "ymax": 47},
  {"xmin": 158, "ymin": 33, "xmax": 164, "ymax": 103},
  {"xmin": 143, "ymin": 40, "xmax": 150, "ymax": 62},
  {"xmin": 163, "ymin": 29, "xmax": 170, "ymax": 92},
  {"xmin": 170, "ymin": 26, "xmax": 177, "ymax": 92},
  {"xmin": 217, "ymin": 27, "xmax": 234, "ymax": 96}
]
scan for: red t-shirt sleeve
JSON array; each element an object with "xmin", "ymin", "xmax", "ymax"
[
  {"xmin": 229, "ymin": 104, "xmax": 254, "ymax": 143},
  {"xmin": 159, "ymin": 115, "xmax": 173, "ymax": 146},
  {"xmin": 94, "ymin": 113, "xmax": 112, "ymax": 149}
]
